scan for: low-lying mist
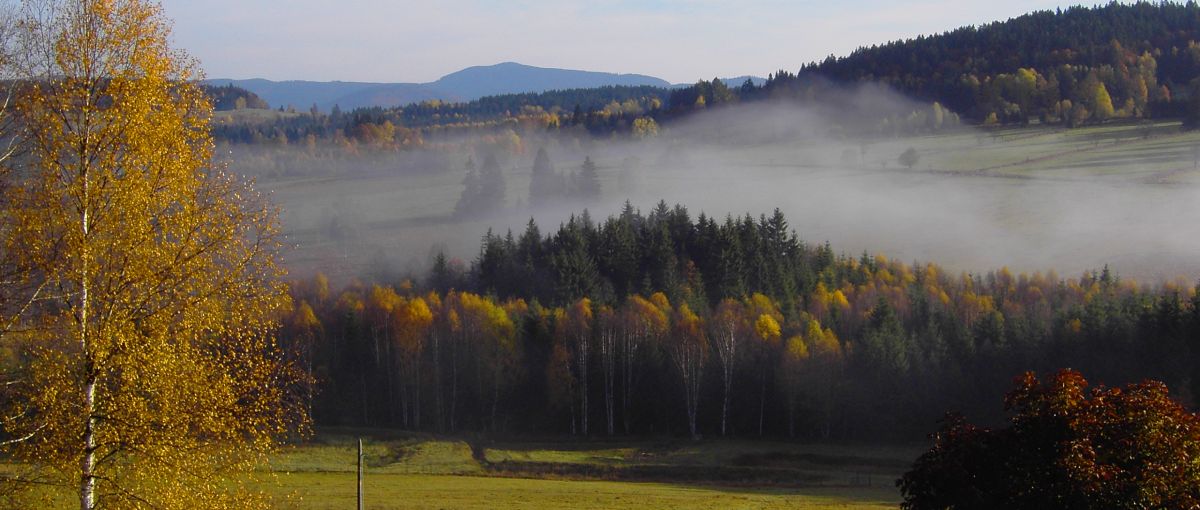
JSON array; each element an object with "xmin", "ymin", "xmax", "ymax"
[{"xmin": 234, "ymin": 84, "xmax": 1200, "ymax": 285}]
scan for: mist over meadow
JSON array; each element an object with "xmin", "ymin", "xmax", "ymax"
[{"xmin": 233, "ymin": 84, "xmax": 1200, "ymax": 285}]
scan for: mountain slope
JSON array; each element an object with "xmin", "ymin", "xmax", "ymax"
[{"xmin": 430, "ymin": 62, "xmax": 670, "ymax": 99}]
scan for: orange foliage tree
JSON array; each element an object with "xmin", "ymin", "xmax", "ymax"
[{"xmin": 900, "ymin": 369, "xmax": 1200, "ymax": 509}]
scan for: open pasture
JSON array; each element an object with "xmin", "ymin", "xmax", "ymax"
[{"xmin": 263, "ymin": 434, "xmax": 912, "ymax": 509}]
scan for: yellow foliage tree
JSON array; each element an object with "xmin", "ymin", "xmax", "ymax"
[
  {"xmin": 1094, "ymin": 82, "xmax": 1115, "ymax": 120},
  {"xmin": 779, "ymin": 334, "xmax": 810, "ymax": 437},
  {"xmin": 619, "ymin": 294, "xmax": 667, "ymax": 433},
  {"xmin": 711, "ymin": 298, "xmax": 747, "ymax": 436},
  {"xmin": 0, "ymin": 1, "xmax": 306, "ymax": 508},
  {"xmin": 668, "ymin": 303, "xmax": 706, "ymax": 439},
  {"xmin": 559, "ymin": 297, "xmax": 593, "ymax": 435},
  {"xmin": 746, "ymin": 293, "xmax": 782, "ymax": 436},
  {"xmin": 392, "ymin": 296, "xmax": 433, "ymax": 429},
  {"xmin": 632, "ymin": 117, "xmax": 659, "ymax": 139}
]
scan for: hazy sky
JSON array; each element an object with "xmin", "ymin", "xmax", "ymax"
[{"xmin": 161, "ymin": 0, "xmax": 1079, "ymax": 84}]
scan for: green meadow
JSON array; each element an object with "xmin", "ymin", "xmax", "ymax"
[{"xmin": 262, "ymin": 433, "xmax": 912, "ymax": 509}]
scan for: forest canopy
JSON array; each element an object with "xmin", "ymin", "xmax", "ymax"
[{"xmin": 282, "ymin": 204, "xmax": 1200, "ymax": 441}]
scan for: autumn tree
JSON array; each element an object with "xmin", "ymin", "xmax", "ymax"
[
  {"xmin": 0, "ymin": 1, "xmax": 306, "ymax": 509},
  {"xmin": 747, "ymin": 294, "xmax": 783, "ymax": 436},
  {"xmin": 457, "ymin": 293, "xmax": 518, "ymax": 431},
  {"xmin": 366, "ymin": 285, "xmax": 402, "ymax": 414},
  {"xmin": 779, "ymin": 335, "xmax": 809, "ymax": 438},
  {"xmin": 559, "ymin": 298, "xmax": 594, "ymax": 436},
  {"xmin": 632, "ymin": 116, "xmax": 659, "ymax": 139},
  {"xmin": 619, "ymin": 294, "xmax": 667, "ymax": 434},
  {"xmin": 802, "ymin": 319, "xmax": 843, "ymax": 439},
  {"xmin": 668, "ymin": 303, "xmax": 706, "ymax": 439},
  {"xmin": 900, "ymin": 370, "xmax": 1200, "ymax": 509},
  {"xmin": 545, "ymin": 307, "xmax": 577, "ymax": 434},
  {"xmin": 1087, "ymin": 79, "xmax": 1116, "ymax": 121},
  {"xmin": 596, "ymin": 305, "xmax": 618, "ymax": 435},
  {"xmin": 392, "ymin": 296, "xmax": 433, "ymax": 429},
  {"xmin": 284, "ymin": 300, "xmax": 324, "ymax": 420},
  {"xmin": 711, "ymin": 298, "xmax": 746, "ymax": 436}
]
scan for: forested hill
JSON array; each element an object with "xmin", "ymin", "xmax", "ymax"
[
  {"xmin": 211, "ymin": 3, "xmax": 1200, "ymax": 146},
  {"xmin": 771, "ymin": 2, "xmax": 1200, "ymax": 124}
]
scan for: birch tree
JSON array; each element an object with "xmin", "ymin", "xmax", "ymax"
[{"xmin": 0, "ymin": 1, "xmax": 306, "ymax": 508}]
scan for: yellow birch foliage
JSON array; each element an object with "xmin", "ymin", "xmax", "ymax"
[{"xmin": 0, "ymin": 1, "xmax": 306, "ymax": 508}]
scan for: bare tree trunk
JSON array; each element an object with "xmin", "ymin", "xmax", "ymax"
[
  {"xmin": 413, "ymin": 360, "xmax": 422, "ymax": 430},
  {"xmin": 577, "ymin": 345, "xmax": 588, "ymax": 437},
  {"xmin": 491, "ymin": 368, "xmax": 500, "ymax": 432},
  {"xmin": 601, "ymin": 328, "xmax": 615, "ymax": 436},
  {"xmin": 387, "ymin": 354, "xmax": 396, "ymax": 425},
  {"xmin": 604, "ymin": 365, "xmax": 614, "ymax": 436},
  {"xmin": 399, "ymin": 364, "xmax": 409, "ymax": 429},
  {"xmin": 716, "ymin": 327, "xmax": 736, "ymax": 437},
  {"xmin": 758, "ymin": 373, "xmax": 766, "ymax": 437},
  {"xmin": 79, "ymin": 153, "xmax": 96, "ymax": 510},
  {"xmin": 686, "ymin": 363, "xmax": 701, "ymax": 439},
  {"xmin": 80, "ymin": 370, "xmax": 97, "ymax": 510},
  {"xmin": 788, "ymin": 396, "xmax": 795, "ymax": 438},
  {"xmin": 360, "ymin": 375, "xmax": 369, "ymax": 425},
  {"xmin": 432, "ymin": 333, "xmax": 442, "ymax": 431},
  {"xmin": 450, "ymin": 340, "xmax": 458, "ymax": 433},
  {"xmin": 621, "ymin": 332, "xmax": 634, "ymax": 434},
  {"xmin": 305, "ymin": 341, "xmax": 315, "ymax": 424},
  {"xmin": 568, "ymin": 376, "xmax": 577, "ymax": 436},
  {"xmin": 720, "ymin": 372, "xmax": 729, "ymax": 434}
]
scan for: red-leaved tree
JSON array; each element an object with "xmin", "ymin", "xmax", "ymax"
[{"xmin": 899, "ymin": 369, "xmax": 1200, "ymax": 509}]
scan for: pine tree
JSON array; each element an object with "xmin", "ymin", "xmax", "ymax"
[
  {"xmin": 529, "ymin": 147, "xmax": 558, "ymax": 208},
  {"xmin": 575, "ymin": 156, "xmax": 601, "ymax": 201}
]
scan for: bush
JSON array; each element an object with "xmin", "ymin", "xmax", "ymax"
[{"xmin": 898, "ymin": 369, "xmax": 1200, "ymax": 509}]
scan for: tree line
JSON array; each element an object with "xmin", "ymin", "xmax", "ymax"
[
  {"xmin": 283, "ymin": 204, "xmax": 1200, "ymax": 440},
  {"xmin": 209, "ymin": 2, "xmax": 1200, "ymax": 152},
  {"xmin": 209, "ymin": 86, "xmax": 668, "ymax": 148}
]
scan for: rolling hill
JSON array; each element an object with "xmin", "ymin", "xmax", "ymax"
[{"xmin": 208, "ymin": 62, "xmax": 679, "ymax": 110}]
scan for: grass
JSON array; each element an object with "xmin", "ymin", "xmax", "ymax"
[
  {"xmin": 1, "ymin": 435, "xmax": 909, "ymax": 508},
  {"xmin": 257, "ymin": 434, "xmax": 912, "ymax": 509},
  {"xmin": 268, "ymin": 472, "xmax": 899, "ymax": 509}
]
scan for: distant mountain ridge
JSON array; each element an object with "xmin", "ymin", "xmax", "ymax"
[{"xmin": 206, "ymin": 62, "xmax": 762, "ymax": 111}]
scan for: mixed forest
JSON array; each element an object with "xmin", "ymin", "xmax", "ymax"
[{"xmin": 284, "ymin": 204, "xmax": 1200, "ymax": 440}]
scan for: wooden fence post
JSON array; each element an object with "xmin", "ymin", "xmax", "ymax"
[{"xmin": 357, "ymin": 437, "xmax": 364, "ymax": 510}]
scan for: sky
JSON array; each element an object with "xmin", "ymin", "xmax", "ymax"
[{"xmin": 160, "ymin": 0, "xmax": 1082, "ymax": 84}]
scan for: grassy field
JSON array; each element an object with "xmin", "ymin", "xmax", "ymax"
[
  {"xmin": 0, "ymin": 434, "xmax": 909, "ymax": 509},
  {"xmin": 261, "ymin": 433, "xmax": 912, "ymax": 509},
  {"xmin": 270, "ymin": 473, "xmax": 899, "ymax": 509}
]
